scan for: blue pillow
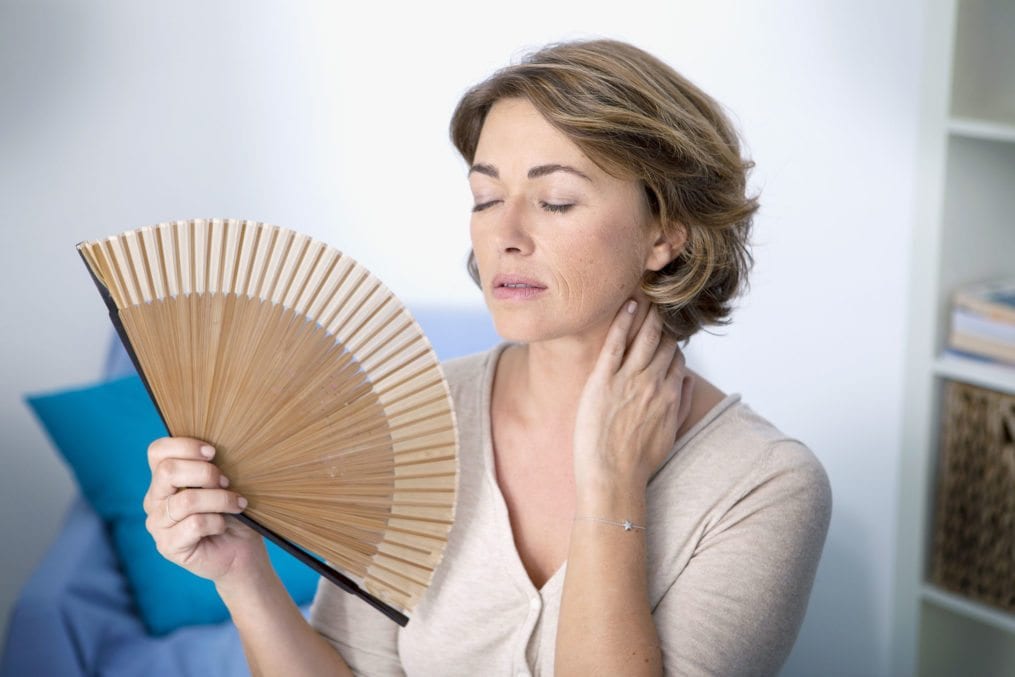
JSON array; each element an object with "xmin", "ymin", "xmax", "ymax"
[{"xmin": 25, "ymin": 374, "xmax": 320, "ymax": 636}]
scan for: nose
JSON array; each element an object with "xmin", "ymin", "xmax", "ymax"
[{"xmin": 492, "ymin": 197, "xmax": 534, "ymax": 256}]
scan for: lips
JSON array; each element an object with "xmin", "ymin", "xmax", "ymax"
[
  {"xmin": 491, "ymin": 274, "xmax": 547, "ymax": 290},
  {"xmin": 490, "ymin": 274, "xmax": 547, "ymax": 301}
]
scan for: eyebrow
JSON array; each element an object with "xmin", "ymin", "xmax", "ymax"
[{"xmin": 468, "ymin": 163, "xmax": 593, "ymax": 182}]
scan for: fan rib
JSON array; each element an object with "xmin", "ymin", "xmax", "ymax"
[
  {"xmin": 297, "ymin": 241, "xmax": 327, "ymax": 313},
  {"xmin": 330, "ymin": 271, "xmax": 375, "ymax": 339},
  {"xmin": 278, "ymin": 233, "xmax": 309, "ymax": 308},
  {"xmin": 343, "ymin": 293, "xmax": 393, "ymax": 355},
  {"xmin": 240, "ymin": 222, "xmax": 261, "ymax": 298},
  {"xmin": 304, "ymin": 251, "xmax": 341, "ymax": 321},
  {"xmin": 169, "ymin": 222, "xmax": 182, "ymax": 297},
  {"xmin": 317, "ymin": 258, "xmax": 355, "ymax": 331}
]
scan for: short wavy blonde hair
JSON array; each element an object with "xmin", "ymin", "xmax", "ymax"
[{"xmin": 449, "ymin": 38, "xmax": 758, "ymax": 344}]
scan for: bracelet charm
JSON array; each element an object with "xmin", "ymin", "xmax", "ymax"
[{"xmin": 574, "ymin": 516, "xmax": 646, "ymax": 532}]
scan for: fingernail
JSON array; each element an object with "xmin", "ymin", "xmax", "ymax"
[
  {"xmin": 201, "ymin": 445, "xmax": 215, "ymax": 459},
  {"xmin": 627, "ymin": 300, "xmax": 637, "ymax": 314},
  {"xmin": 219, "ymin": 475, "xmax": 230, "ymax": 488},
  {"xmin": 238, "ymin": 497, "xmax": 248, "ymax": 509}
]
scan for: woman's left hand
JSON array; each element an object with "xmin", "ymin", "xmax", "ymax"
[{"xmin": 573, "ymin": 299, "xmax": 695, "ymax": 495}]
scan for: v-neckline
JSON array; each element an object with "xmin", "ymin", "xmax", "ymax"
[
  {"xmin": 480, "ymin": 342, "xmax": 566, "ymax": 595},
  {"xmin": 478, "ymin": 341, "xmax": 742, "ymax": 596}
]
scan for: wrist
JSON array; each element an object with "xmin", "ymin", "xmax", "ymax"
[
  {"xmin": 214, "ymin": 548, "xmax": 274, "ymax": 603},
  {"xmin": 577, "ymin": 465, "xmax": 646, "ymax": 497},
  {"xmin": 575, "ymin": 478, "xmax": 647, "ymax": 519}
]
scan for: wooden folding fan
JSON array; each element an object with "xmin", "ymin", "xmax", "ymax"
[{"xmin": 76, "ymin": 218, "xmax": 459, "ymax": 626}]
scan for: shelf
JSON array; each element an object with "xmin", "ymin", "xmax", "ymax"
[
  {"xmin": 949, "ymin": 117, "xmax": 1015, "ymax": 144},
  {"xmin": 921, "ymin": 584, "xmax": 1015, "ymax": 635},
  {"xmin": 949, "ymin": 0, "xmax": 1015, "ymax": 128},
  {"xmin": 933, "ymin": 352, "xmax": 1015, "ymax": 395},
  {"xmin": 894, "ymin": 1, "xmax": 1015, "ymax": 674}
]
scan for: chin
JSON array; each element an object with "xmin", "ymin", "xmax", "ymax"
[
  {"xmin": 487, "ymin": 304, "xmax": 597, "ymax": 346},
  {"xmin": 489, "ymin": 315, "xmax": 544, "ymax": 344},
  {"xmin": 487, "ymin": 306, "xmax": 558, "ymax": 344}
]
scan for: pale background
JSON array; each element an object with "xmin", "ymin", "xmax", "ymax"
[{"xmin": 0, "ymin": 1, "xmax": 924, "ymax": 675}]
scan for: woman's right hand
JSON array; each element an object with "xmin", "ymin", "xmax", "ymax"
[{"xmin": 143, "ymin": 436, "xmax": 266, "ymax": 584}]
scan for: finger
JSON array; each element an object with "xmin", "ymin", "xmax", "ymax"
[
  {"xmin": 676, "ymin": 372, "xmax": 695, "ymax": 425},
  {"xmin": 147, "ymin": 457, "xmax": 229, "ymax": 505},
  {"xmin": 595, "ymin": 299, "xmax": 640, "ymax": 375},
  {"xmin": 161, "ymin": 488, "xmax": 247, "ymax": 527},
  {"xmin": 158, "ymin": 513, "xmax": 229, "ymax": 558},
  {"xmin": 665, "ymin": 344, "xmax": 687, "ymax": 380},
  {"xmin": 649, "ymin": 333, "xmax": 680, "ymax": 376},
  {"xmin": 148, "ymin": 436, "xmax": 215, "ymax": 474},
  {"xmin": 624, "ymin": 305, "xmax": 664, "ymax": 372}
]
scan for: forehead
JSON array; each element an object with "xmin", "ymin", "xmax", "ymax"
[{"xmin": 474, "ymin": 97, "xmax": 590, "ymax": 168}]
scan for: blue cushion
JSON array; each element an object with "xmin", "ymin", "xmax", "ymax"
[{"xmin": 24, "ymin": 374, "xmax": 320, "ymax": 636}]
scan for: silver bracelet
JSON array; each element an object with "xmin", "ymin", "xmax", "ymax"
[{"xmin": 574, "ymin": 516, "xmax": 646, "ymax": 532}]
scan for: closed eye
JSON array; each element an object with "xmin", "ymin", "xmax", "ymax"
[
  {"xmin": 472, "ymin": 200, "xmax": 499, "ymax": 213},
  {"xmin": 471, "ymin": 200, "xmax": 575, "ymax": 214},
  {"xmin": 541, "ymin": 202, "xmax": 574, "ymax": 214}
]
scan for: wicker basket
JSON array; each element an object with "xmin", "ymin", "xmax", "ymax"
[{"xmin": 930, "ymin": 379, "xmax": 1015, "ymax": 612}]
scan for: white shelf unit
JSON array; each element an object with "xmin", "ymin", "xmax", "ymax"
[
  {"xmin": 920, "ymin": 584, "xmax": 1015, "ymax": 636},
  {"xmin": 932, "ymin": 354, "xmax": 1015, "ymax": 396},
  {"xmin": 893, "ymin": 1, "xmax": 1015, "ymax": 675},
  {"xmin": 948, "ymin": 118, "xmax": 1015, "ymax": 144}
]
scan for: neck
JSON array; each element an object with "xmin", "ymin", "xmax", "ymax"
[
  {"xmin": 508, "ymin": 339, "xmax": 596, "ymax": 429},
  {"xmin": 498, "ymin": 301, "xmax": 653, "ymax": 431}
]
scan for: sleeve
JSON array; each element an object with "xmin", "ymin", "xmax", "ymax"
[
  {"xmin": 308, "ymin": 575, "xmax": 406, "ymax": 677},
  {"xmin": 653, "ymin": 440, "xmax": 833, "ymax": 676}
]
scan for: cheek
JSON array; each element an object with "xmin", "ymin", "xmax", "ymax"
[
  {"xmin": 468, "ymin": 219, "xmax": 481, "ymax": 251},
  {"xmin": 599, "ymin": 221, "xmax": 648, "ymax": 290},
  {"xmin": 556, "ymin": 228, "xmax": 643, "ymax": 312},
  {"xmin": 469, "ymin": 221, "xmax": 491, "ymax": 275}
]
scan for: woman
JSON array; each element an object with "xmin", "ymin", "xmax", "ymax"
[{"xmin": 143, "ymin": 39, "xmax": 831, "ymax": 676}]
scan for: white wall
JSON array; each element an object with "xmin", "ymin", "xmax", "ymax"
[{"xmin": 0, "ymin": 2, "xmax": 925, "ymax": 674}]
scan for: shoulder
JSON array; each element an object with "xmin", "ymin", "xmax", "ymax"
[
  {"xmin": 434, "ymin": 343, "xmax": 505, "ymax": 434},
  {"xmin": 649, "ymin": 404, "xmax": 832, "ymax": 676},
  {"xmin": 439, "ymin": 348, "xmax": 494, "ymax": 389},
  {"xmin": 730, "ymin": 404, "xmax": 832, "ymax": 516},
  {"xmin": 437, "ymin": 342, "xmax": 508, "ymax": 399},
  {"xmin": 657, "ymin": 399, "xmax": 833, "ymax": 528}
]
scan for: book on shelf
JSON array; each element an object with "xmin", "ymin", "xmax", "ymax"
[
  {"xmin": 947, "ymin": 278, "xmax": 1015, "ymax": 367},
  {"xmin": 953, "ymin": 277, "xmax": 1015, "ymax": 324}
]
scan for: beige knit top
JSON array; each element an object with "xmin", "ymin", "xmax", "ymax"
[{"xmin": 309, "ymin": 343, "xmax": 832, "ymax": 676}]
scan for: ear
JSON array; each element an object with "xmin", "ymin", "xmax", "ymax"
[{"xmin": 644, "ymin": 221, "xmax": 687, "ymax": 272}]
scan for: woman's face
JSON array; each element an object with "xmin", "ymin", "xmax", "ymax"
[{"xmin": 469, "ymin": 96, "xmax": 671, "ymax": 343}]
